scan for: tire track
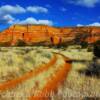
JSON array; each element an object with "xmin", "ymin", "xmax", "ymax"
[
  {"xmin": 0, "ymin": 55, "xmax": 57, "ymax": 91},
  {"xmin": 29, "ymin": 53, "xmax": 72, "ymax": 100}
]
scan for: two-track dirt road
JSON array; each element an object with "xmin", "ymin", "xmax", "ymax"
[{"xmin": 0, "ymin": 53, "xmax": 72, "ymax": 100}]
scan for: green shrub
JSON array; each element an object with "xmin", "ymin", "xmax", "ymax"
[
  {"xmin": 16, "ymin": 40, "xmax": 27, "ymax": 46},
  {"xmin": 87, "ymin": 46, "xmax": 93, "ymax": 52},
  {"xmin": 93, "ymin": 40, "xmax": 100, "ymax": 58},
  {"xmin": 80, "ymin": 41, "xmax": 88, "ymax": 48}
]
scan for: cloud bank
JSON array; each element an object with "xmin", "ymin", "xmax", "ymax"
[
  {"xmin": 77, "ymin": 22, "xmax": 100, "ymax": 26},
  {"xmin": 27, "ymin": 6, "xmax": 48, "ymax": 13},
  {"xmin": 68, "ymin": 0, "xmax": 100, "ymax": 7},
  {"xmin": 17, "ymin": 17, "xmax": 53, "ymax": 25},
  {"xmin": 0, "ymin": 5, "xmax": 50, "ymax": 25}
]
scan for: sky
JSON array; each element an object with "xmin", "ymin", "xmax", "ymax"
[{"xmin": 0, "ymin": 0, "xmax": 100, "ymax": 31}]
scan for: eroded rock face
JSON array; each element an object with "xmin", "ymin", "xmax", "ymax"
[{"xmin": 0, "ymin": 25, "xmax": 100, "ymax": 46}]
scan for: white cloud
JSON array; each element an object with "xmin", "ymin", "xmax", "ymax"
[
  {"xmin": 88, "ymin": 22, "xmax": 100, "ymax": 26},
  {"xmin": 69, "ymin": 0, "xmax": 100, "ymax": 7},
  {"xmin": 77, "ymin": 22, "xmax": 100, "ymax": 26},
  {"xmin": 27, "ymin": 6, "xmax": 48, "ymax": 13},
  {"xmin": 0, "ymin": 5, "xmax": 25, "ymax": 24},
  {"xmin": 17, "ymin": 17, "xmax": 53, "ymax": 25},
  {"xmin": 0, "ymin": 5, "xmax": 49, "ymax": 25},
  {"xmin": 0, "ymin": 5, "xmax": 49, "ymax": 15},
  {"xmin": 77, "ymin": 24, "xmax": 84, "ymax": 27},
  {"xmin": 0, "ymin": 14, "xmax": 15, "ymax": 24},
  {"xmin": 3, "ymin": 14, "xmax": 15, "ymax": 24},
  {"xmin": 0, "ymin": 5, "xmax": 26, "ymax": 15}
]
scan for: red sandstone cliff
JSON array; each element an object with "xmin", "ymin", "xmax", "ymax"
[{"xmin": 0, "ymin": 25, "xmax": 100, "ymax": 46}]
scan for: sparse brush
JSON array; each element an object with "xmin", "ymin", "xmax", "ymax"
[
  {"xmin": 41, "ymin": 52, "xmax": 52, "ymax": 59},
  {"xmin": 0, "ymin": 46, "xmax": 99, "ymax": 100}
]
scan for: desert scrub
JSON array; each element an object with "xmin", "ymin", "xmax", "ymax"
[
  {"xmin": 24, "ymin": 55, "xmax": 36, "ymax": 64},
  {"xmin": 15, "ymin": 39, "xmax": 27, "ymax": 46},
  {"xmin": 52, "ymin": 51, "xmax": 100, "ymax": 99},
  {"xmin": 0, "ymin": 47, "xmax": 53, "ymax": 84},
  {"xmin": 93, "ymin": 40, "xmax": 100, "ymax": 58},
  {"xmin": 0, "ymin": 48, "xmax": 9, "ymax": 52},
  {"xmin": 61, "ymin": 49, "xmax": 93, "ymax": 61},
  {"xmin": 27, "ymin": 50, "xmax": 52, "ymax": 66},
  {"xmin": 41, "ymin": 51, "xmax": 52, "ymax": 59},
  {"xmin": 0, "ymin": 54, "xmax": 67, "ymax": 100}
]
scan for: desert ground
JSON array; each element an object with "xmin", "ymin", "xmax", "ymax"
[{"xmin": 0, "ymin": 46, "xmax": 99, "ymax": 100}]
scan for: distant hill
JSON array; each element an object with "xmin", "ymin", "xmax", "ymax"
[{"xmin": 0, "ymin": 25, "xmax": 100, "ymax": 46}]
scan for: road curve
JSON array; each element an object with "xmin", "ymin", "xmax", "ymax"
[
  {"xmin": 0, "ymin": 55, "xmax": 57, "ymax": 91},
  {"xmin": 29, "ymin": 53, "xmax": 72, "ymax": 100},
  {"xmin": 0, "ymin": 52, "xmax": 72, "ymax": 100}
]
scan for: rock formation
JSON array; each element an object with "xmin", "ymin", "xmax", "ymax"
[{"xmin": 0, "ymin": 25, "xmax": 100, "ymax": 46}]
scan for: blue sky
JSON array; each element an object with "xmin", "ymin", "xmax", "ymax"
[{"xmin": 0, "ymin": 0, "xmax": 100, "ymax": 31}]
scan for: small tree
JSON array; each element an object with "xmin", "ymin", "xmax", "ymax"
[
  {"xmin": 16, "ymin": 39, "xmax": 27, "ymax": 46},
  {"xmin": 80, "ymin": 41, "xmax": 88, "ymax": 48},
  {"xmin": 93, "ymin": 40, "xmax": 100, "ymax": 58}
]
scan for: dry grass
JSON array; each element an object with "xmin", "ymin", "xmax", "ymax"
[
  {"xmin": 0, "ymin": 47, "xmax": 52, "ymax": 83},
  {"xmin": 50, "ymin": 46, "xmax": 100, "ymax": 100},
  {"xmin": 0, "ymin": 48, "xmax": 65, "ymax": 100},
  {"xmin": 0, "ymin": 46, "xmax": 100, "ymax": 100}
]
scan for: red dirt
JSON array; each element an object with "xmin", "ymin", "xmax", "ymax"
[
  {"xmin": 0, "ymin": 53, "xmax": 72, "ymax": 100},
  {"xmin": 29, "ymin": 54, "xmax": 72, "ymax": 100}
]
